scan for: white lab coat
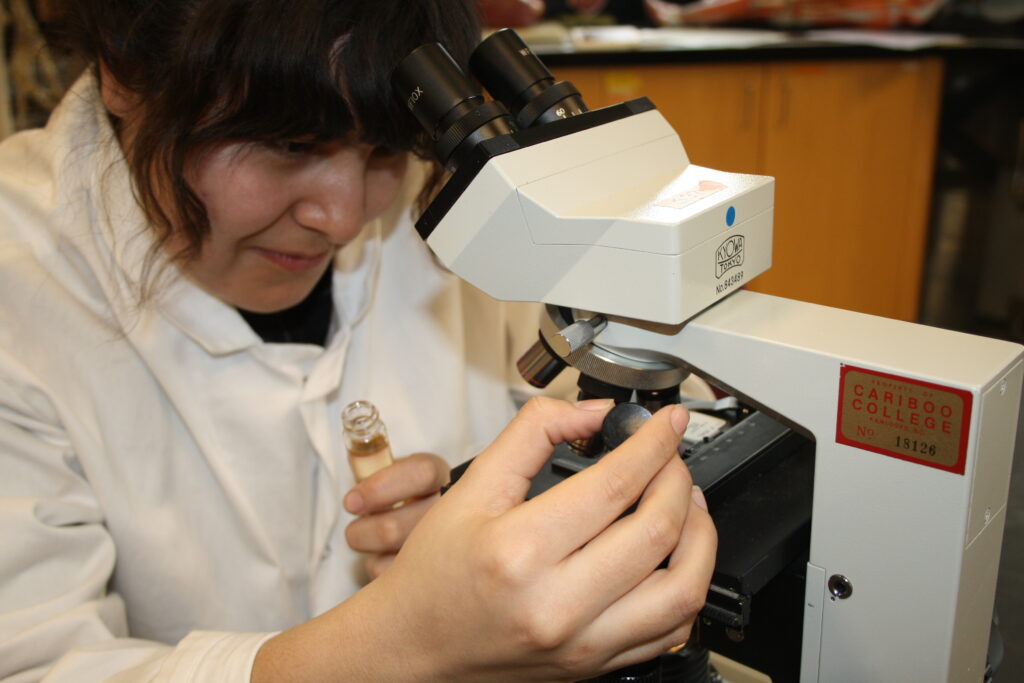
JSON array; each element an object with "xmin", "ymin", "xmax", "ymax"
[{"xmin": 0, "ymin": 74, "xmax": 525, "ymax": 681}]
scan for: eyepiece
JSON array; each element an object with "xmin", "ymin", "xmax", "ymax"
[
  {"xmin": 469, "ymin": 28, "xmax": 588, "ymax": 128},
  {"xmin": 393, "ymin": 43, "xmax": 515, "ymax": 172}
]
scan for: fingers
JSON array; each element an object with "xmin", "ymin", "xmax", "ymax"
[
  {"xmin": 553, "ymin": 456, "xmax": 693, "ymax": 621},
  {"xmin": 364, "ymin": 553, "xmax": 396, "ymax": 580},
  {"xmin": 580, "ymin": 491, "xmax": 717, "ymax": 663},
  {"xmin": 345, "ymin": 453, "xmax": 449, "ymax": 515},
  {"xmin": 598, "ymin": 619, "xmax": 697, "ymax": 674},
  {"xmin": 345, "ymin": 495, "xmax": 436, "ymax": 554},
  {"xmin": 457, "ymin": 397, "xmax": 613, "ymax": 512},
  {"xmin": 505, "ymin": 404, "xmax": 689, "ymax": 560}
]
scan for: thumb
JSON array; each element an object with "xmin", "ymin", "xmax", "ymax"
[{"xmin": 455, "ymin": 397, "xmax": 614, "ymax": 513}]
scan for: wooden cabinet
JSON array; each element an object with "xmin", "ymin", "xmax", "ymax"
[
  {"xmin": 751, "ymin": 59, "xmax": 942, "ymax": 321},
  {"xmin": 551, "ymin": 58, "xmax": 944, "ymax": 321},
  {"xmin": 556, "ymin": 64, "xmax": 765, "ymax": 174}
]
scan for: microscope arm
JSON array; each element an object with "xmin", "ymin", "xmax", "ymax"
[{"xmin": 597, "ymin": 289, "xmax": 1023, "ymax": 682}]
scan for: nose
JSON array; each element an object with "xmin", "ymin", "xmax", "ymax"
[{"xmin": 290, "ymin": 147, "xmax": 369, "ymax": 244}]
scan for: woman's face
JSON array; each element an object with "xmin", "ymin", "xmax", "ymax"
[{"xmin": 179, "ymin": 139, "xmax": 408, "ymax": 312}]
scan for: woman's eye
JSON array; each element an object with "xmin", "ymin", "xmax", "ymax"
[
  {"xmin": 268, "ymin": 139, "xmax": 317, "ymax": 156},
  {"xmin": 371, "ymin": 145, "xmax": 403, "ymax": 160},
  {"xmin": 282, "ymin": 140, "xmax": 316, "ymax": 154}
]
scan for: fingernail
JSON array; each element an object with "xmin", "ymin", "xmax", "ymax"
[
  {"xmin": 344, "ymin": 490, "xmax": 364, "ymax": 515},
  {"xmin": 669, "ymin": 405, "xmax": 688, "ymax": 435},
  {"xmin": 691, "ymin": 485, "xmax": 708, "ymax": 511},
  {"xmin": 575, "ymin": 398, "xmax": 615, "ymax": 411}
]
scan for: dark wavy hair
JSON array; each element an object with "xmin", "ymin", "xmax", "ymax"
[{"xmin": 57, "ymin": 0, "xmax": 478, "ymax": 286}]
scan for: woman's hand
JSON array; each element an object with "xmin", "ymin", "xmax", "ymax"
[
  {"xmin": 375, "ymin": 397, "xmax": 717, "ymax": 680},
  {"xmin": 343, "ymin": 453, "xmax": 451, "ymax": 579},
  {"xmin": 254, "ymin": 397, "xmax": 716, "ymax": 682}
]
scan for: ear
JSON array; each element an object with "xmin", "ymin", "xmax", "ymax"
[{"xmin": 98, "ymin": 61, "xmax": 139, "ymax": 119}]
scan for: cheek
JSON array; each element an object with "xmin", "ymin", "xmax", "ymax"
[
  {"xmin": 189, "ymin": 146, "xmax": 288, "ymax": 235},
  {"xmin": 364, "ymin": 156, "xmax": 409, "ymax": 220}
]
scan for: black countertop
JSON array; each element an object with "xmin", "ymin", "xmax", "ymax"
[{"xmin": 517, "ymin": 24, "xmax": 1024, "ymax": 65}]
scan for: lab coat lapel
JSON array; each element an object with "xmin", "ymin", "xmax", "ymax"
[{"xmin": 301, "ymin": 222, "xmax": 383, "ymax": 569}]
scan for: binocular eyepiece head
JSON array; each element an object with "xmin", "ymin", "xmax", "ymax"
[{"xmin": 392, "ymin": 28, "xmax": 588, "ymax": 172}]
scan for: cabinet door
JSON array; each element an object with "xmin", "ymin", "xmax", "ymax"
[
  {"xmin": 549, "ymin": 66, "xmax": 605, "ymax": 112},
  {"xmin": 555, "ymin": 64, "xmax": 764, "ymax": 174},
  {"xmin": 747, "ymin": 58, "xmax": 943, "ymax": 321}
]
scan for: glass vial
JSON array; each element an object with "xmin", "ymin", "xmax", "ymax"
[{"xmin": 342, "ymin": 400, "xmax": 394, "ymax": 482}]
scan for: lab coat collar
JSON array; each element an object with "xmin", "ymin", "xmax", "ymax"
[{"xmin": 158, "ymin": 224, "xmax": 383, "ymax": 360}]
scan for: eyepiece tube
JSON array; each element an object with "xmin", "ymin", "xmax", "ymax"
[
  {"xmin": 470, "ymin": 28, "xmax": 588, "ymax": 128},
  {"xmin": 393, "ymin": 43, "xmax": 515, "ymax": 172}
]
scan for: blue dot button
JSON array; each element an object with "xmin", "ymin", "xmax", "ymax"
[{"xmin": 726, "ymin": 206, "xmax": 737, "ymax": 226}]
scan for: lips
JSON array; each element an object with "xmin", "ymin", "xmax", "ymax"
[{"xmin": 254, "ymin": 247, "xmax": 329, "ymax": 273}]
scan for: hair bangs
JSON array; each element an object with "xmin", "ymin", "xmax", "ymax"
[
  {"xmin": 191, "ymin": 0, "xmax": 477, "ymax": 155},
  {"xmin": 185, "ymin": 2, "xmax": 356, "ymax": 148},
  {"xmin": 334, "ymin": 0, "xmax": 480, "ymax": 155}
]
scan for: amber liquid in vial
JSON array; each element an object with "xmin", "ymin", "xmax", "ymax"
[
  {"xmin": 342, "ymin": 400, "xmax": 394, "ymax": 483},
  {"xmin": 347, "ymin": 432, "xmax": 394, "ymax": 482}
]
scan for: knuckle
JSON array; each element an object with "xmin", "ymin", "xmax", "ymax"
[
  {"xmin": 669, "ymin": 586, "xmax": 707, "ymax": 620},
  {"xmin": 600, "ymin": 464, "xmax": 637, "ymax": 507},
  {"xmin": 407, "ymin": 454, "xmax": 442, "ymax": 492},
  {"xmin": 523, "ymin": 395, "xmax": 554, "ymax": 413},
  {"xmin": 374, "ymin": 514, "xmax": 404, "ymax": 550},
  {"xmin": 478, "ymin": 533, "xmax": 537, "ymax": 587},
  {"xmin": 558, "ymin": 641, "xmax": 599, "ymax": 677},
  {"xmin": 359, "ymin": 477, "xmax": 386, "ymax": 506},
  {"xmin": 510, "ymin": 605, "xmax": 571, "ymax": 651},
  {"xmin": 518, "ymin": 396, "xmax": 558, "ymax": 424},
  {"xmin": 643, "ymin": 509, "xmax": 681, "ymax": 553}
]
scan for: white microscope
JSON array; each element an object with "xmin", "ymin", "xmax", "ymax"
[{"xmin": 393, "ymin": 29, "xmax": 1023, "ymax": 683}]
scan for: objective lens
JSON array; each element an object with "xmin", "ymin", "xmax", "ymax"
[
  {"xmin": 393, "ymin": 43, "xmax": 516, "ymax": 172},
  {"xmin": 516, "ymin": 334, "xmax": 567, "ymax": 389},
  {"xmin": 470, "ymin": 28, "xmax": 588, "ymax": 129}
]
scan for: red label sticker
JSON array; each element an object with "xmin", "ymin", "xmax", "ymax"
[
  {"xmin": 655, "ymin": 180, "xmax": 726, "ymax": 210},
  {"xmin": 836, "ymin": 365, "xmax": 972, "ymax": 475}
]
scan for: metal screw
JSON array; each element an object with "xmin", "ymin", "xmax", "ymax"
[{"xmin": 828, "ymin": 574, "xmax": 853, "ymax": 599}]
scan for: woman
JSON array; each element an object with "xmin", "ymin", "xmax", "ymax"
[{"xmin": 0, "ymin": 1, "xmax": 716, "ymax": 680}]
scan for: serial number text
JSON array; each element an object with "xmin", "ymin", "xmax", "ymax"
[
  {"xmin": 895, "ymin": 436, "xmax": 938, "ymax": 457},
  {"xmin": 716, "ymin": 270, "xmax": 744, "ymax": 295}
]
